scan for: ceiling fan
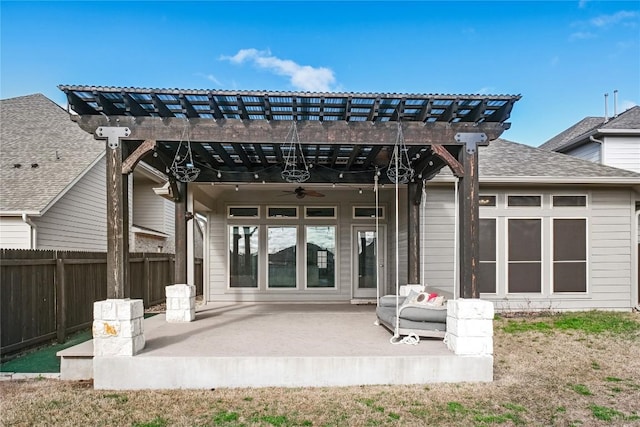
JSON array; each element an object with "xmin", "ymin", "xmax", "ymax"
[{"xmin": 281, "ymin": 187, "xmax": 325, "ymax": 199}]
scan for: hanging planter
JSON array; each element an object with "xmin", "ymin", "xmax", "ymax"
[
  {"xmin": 170, "ymin": 120, "xmax": 200, "ymax": 183},
  {"xmin": 387, "ymin": 122, "xmax": 414, "ymax": 184},
  {"xmin": 281, "ymin": 121, "xmax": 310, "ymax": 183}
]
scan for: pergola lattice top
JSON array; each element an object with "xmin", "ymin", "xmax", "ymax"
[{"xmin": 58, "ymin": 86, "xmax": 521, "ymax": 183}]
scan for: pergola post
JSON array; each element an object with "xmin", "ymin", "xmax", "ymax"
[
  {"xmin": 407, "ymin": 180, "xmax": 423, "ymax": 285},
  {"xmin": 174, "ymin": 181, "xmax": 188, "ymax": 284},
  {"xmin": 456, "ymin": 133, "xmax": 486, "ymax": 299},
  {"xmin": 100, "ymin": 126, "xmax": 131, "ymax": 299}
]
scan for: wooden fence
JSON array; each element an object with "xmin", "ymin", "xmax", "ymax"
[{"xmin": 0, "ymin": 249, "xmax": 203, "ymax": 358}]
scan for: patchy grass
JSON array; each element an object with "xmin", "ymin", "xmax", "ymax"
[{"xmin": 1, "ymin": 311, "xmax": 638, "ymax": 426}]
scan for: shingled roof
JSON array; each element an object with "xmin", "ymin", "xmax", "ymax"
[
  {"xmin": 0, "ymin": 94, "xmax": 105, "ymax": 214},
  {"xmin": 539, "ymin": 106, "xmax": 640, "ymax": 152},
  {"xmin": 477, "ymin": 138, "xmax": 640, "ymax": 182}
]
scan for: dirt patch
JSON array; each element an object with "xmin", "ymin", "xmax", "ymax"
[{"xmin": 1, "ymin": 312, "xmax": 639, "ymax": 426}]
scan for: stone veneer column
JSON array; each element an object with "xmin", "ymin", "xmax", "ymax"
[
  {"xmin": 93, "ymin": 299, "xmax": 145, "ymax": 356},
  {"xmin": 446, "ymin": 299, "xmax": 494, "ymax": 356},
  {"xmin": 165, "ymin": 284, "xmax": 196, "ymax": 322}
]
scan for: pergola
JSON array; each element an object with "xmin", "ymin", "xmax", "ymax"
[{"xmin": 59, "ymin": 85, "xmax": 520, "ymax": 300}]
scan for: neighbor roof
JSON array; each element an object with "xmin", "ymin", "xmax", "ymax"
[
  {"xmin": 539, "ymin": 106, "xmax": 640, "ymax": 152},
  {"xmin": 0, "ymin": 94, "xmax": 105, "ymax": 214}
]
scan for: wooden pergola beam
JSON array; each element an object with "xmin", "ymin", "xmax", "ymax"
[{"xmin": 71, "ymin": 115, "xmax": 506, "ymax": 145}]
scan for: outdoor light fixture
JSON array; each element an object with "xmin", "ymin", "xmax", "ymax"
[
  {"xmin": 235, "ymin": 185, "xmax": 239, "ymax": 192},
  {"xmin": 358, "ymin": 188, "xmax": 363, "ymax": 194},
  {"xmin": 217, "ymin": 171, "xmax": 222, "ymax": 178}
]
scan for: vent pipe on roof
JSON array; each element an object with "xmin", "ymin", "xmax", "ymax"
[
  {"xmin": 604, "ymin": 93, "xmax": 609, "ymax": 123},
  {"xmin": 614, "ymin": 89, "xmax": 618, "ymax": 117}
]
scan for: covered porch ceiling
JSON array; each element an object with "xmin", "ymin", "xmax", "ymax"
[{"xmin": 59, "ymin": 86, "xmax": 521, "ymax": 184}]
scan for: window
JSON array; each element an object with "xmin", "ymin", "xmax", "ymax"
[
  {"xmin": 229, "ymin": 226, "xmax": 259, "ymax": 288},
  {"xmin": 508, "ymin": 195, "xmax": 541, "ymax": 207},
  {"xmin": 228, "ymin": 206, "xmax": 259, "ymax": 218},
  {"xmin": 553, "ymin": 219, "xmax": 587, "ymax": 292},
  {"xmin": 479, "ymin": 219, "xmax": 497, "ymax": 293},
  {"xmin": 268, "ymin": 226, "xmax": 297, "ymax": 288},
  {"xmin": 268, "ymin": 206, "xmax": 298, "ymax": 218},
  {"xmin": 353, "ymin": 206, "xmax": 385, "ymax": 219},
  {"xmin": 553, "ymin": 196, "xmax": 587, "ymax": 207},
  {"xmin": 306, "ymin": 226, "xmax": 336, "ymax": 288},
  {"xmin": 479, "ymin": 195, "xmax": 497, "ymax": 207},
  {"xmin": 305, "ymin": 206, "xmax": 336, "ymax": 218},
  {"xmin": 508, "ymin": 219, "xmax": 542, "ymax": 293}
]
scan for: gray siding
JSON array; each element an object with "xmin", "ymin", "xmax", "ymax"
[
  {"xmin": 422, "ymin": 185, "xmax": 456, "ymax": 296},
  {"xmin": 133, "ymin": 181, "xmax": 175, "ymax": 234},
  {"xmin": 566, "ymin": 141, "xmax": 601, "ymax": 163},
  {"xmin": 0, "ymin": 216, "xmax": 32, "ymax": 249},
  {"xmin": 34, "ymin": 158, "xmax": 108, "ymax": 251}
]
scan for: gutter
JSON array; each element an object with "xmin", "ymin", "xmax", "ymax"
[{"xmin": 21, "ymin": 213, "xmax": 37, "ymax": 249}]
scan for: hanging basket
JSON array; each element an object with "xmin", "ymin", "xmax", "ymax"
[
  {"xmin": 170, "ymin": 120, "xmax": 201, "ymax": 183},
  {"xmin": 386, "ymin": 122, "xmax": 414, "ymax": 184},
  {"xmin": 280, "ymin": 121, "xmax": 310, "ymax": 183}
]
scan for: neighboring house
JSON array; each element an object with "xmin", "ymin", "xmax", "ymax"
[
  {"xmin": 0, "ymin": 94, "xmax": 180, "ymax": 252},
  {"xmin": 539, "ymin": 106, "xmax": 640, "ymax": 173}
]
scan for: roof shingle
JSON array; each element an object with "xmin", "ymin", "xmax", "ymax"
[{"xmin": 0, "ymin": 94, "xmax": 105, "ymax": 213}]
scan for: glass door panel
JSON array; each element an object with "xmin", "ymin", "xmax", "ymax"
[{"xmin": 268, "ymin": 226, "xmax": 297, "ymax": 288}]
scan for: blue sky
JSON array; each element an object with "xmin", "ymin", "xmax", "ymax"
[{"xmin": 1, "ymin": 1, "xmax": 638, "ymax": 146}]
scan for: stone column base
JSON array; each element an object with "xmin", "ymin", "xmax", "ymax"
[
  {"xmin": 93, "ymin": 299, "xmax": 145, "ymax": 357},
  {"xmin": 446, "ymin": 299, "xmax": 494, "ymax": 356},
  {"xmin": 166, "ymin": 284, "xmax": 196, "ymax": 322}
]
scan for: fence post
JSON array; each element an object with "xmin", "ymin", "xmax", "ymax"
[
  {"xmin": 144, "ymin": 255, "xmax": 151, "ymax": 307},
  {"xmin": 55, "ymin": 254, "xmax": 66, "ymax": 343}
]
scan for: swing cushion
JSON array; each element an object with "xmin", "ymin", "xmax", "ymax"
[{"xmin": 377, "ymin": 292, "xmax": 448, "ymax": 325}]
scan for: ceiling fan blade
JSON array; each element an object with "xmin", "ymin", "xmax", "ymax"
[{"xmin": 305, "ymin": 190, "xmax": 325, "ymax": 197}]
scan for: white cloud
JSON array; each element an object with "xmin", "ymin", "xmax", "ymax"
[
  {"xmin": 590, "ymin": 10, "xmax": 637, "ymax": 28},
  {"xmin": 220, "ymin": 49, "xmax": 336, "ymax": 92},
  {"xmin": 476, "ymin": 87, "xmax": 495, "ymax": 95},
  {"xmin": 578, "ymin": 0, "xmax": 588, "ymax": 9},
  {"xmin": 569, "ymin": 31, "xmax": 596, "ymax": 41},
  {"xmin": 195, "ymin": 72, "xmax": 222, "ymax": 86}
]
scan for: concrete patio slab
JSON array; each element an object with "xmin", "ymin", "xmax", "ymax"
[{"xmin": 64, "ymin": 303, "xmax": 493, "ymax": 389}]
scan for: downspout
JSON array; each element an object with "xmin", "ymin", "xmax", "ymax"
[
  {"xmin": 22, "ymin": 213, "xmax": 37, "ymax": 249},
  {"xmin": 635, "ymin": 209, "xmax": 639, "ymax": 310},
  {"xmin": 589, "ymin": 135, "xmax": 604, "ymax": 165}
]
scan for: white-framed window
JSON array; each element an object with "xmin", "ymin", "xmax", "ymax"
[
  {"xmin": 507, "ymin": 195, "xmax": 542, "ymax": 207},
  {"xmin": 552, "ymin": 218, "xmax": 587, "ymax": 293},
  {"xmin": 304, "ymin": 206, "xmax": 337, "ymax": 219},
  {"xmin": 228, "ymin": 225, "xmax": 259, "ymax": 288},
  {"xmin": 305, "ymin": 225, "xmax": 336, "ymax": 289},
  {"xmin": 479, "ymin": 218, "xmax": 497, "ymax": 294},
  {"xmin": 353, "ymin": 206, "xmax": 385, "ymax": 219},
  {"xmin": 267, "ymin": 206, "xmax": 298, "ymax": 218},
  {"xmin": 267, "ymin": 226, "xmax": 297, "ymax": 288},
  {"xmin": 227, "ymin": 206, "xmax": 259, "ymax": 218},
  {"xmin": 479, "ymin": 195, "xmax": 497, "ymax": 207},
  {"xmin": 507, "ymin": 218, "xmax": 542, "ymax": 293},
  {"xmin": 552, "ymin": 195, "xmax": 587, "ymax": 207}
]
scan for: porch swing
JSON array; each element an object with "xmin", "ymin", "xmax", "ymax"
[{"xmin": 375, "ymin": 123, "xmax": 450, "ymax": 344}]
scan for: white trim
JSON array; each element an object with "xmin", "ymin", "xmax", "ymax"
[
  {"xmin": 597, "ymin": 129, "xmax": 640, "ymax": 135},
  {"xmin": 131, "ymin": 225, "xmax": 169, "ymax": 238},
  {"xmin": 481, "ymin": 176, "xmax": 640, "ymax": 185}
]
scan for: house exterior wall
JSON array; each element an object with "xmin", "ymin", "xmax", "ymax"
[
  {"xmin": 602, "ymin": 136, "xmax": 640, "ymax": 173},
  {"xmin": 565, "ymin": 141, "xmax": 601, "ymax": 163},
  {"xmin": 422, "ymin": 183, "xmax": 637, "ymax": 310},
  {"xmin": 34, "ymin": 157, "xmax": 108, "ymax": 251},
  {"xmin": 206, "ymin": 187, "xmax": 401, "ymax": 302},
  {"xmin": 0, "ymin": 216, "xmax": 32, "ymax": 249},
  {"xmin": 133, "ymin": 182, "xmax": 175, "ymax": 235}
]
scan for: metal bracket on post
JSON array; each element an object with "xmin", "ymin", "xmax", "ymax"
[
  {"xmin": 96, "ymin": 126, "xmax": 131, "ymax": 149},
  {"xmin": 455, "ymin": 132, "xmax": 487, "ymax": 154}
]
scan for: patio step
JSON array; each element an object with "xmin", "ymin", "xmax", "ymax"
[{"xmin": 57, "ymin": 340, "xmax": 93, "ymax": 380}]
